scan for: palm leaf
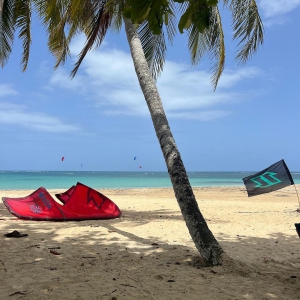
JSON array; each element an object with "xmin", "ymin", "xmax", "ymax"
[
  {"xmin": 13, "ymin": 0, "xmax": 32, "ymax": 71},
  {"xmin": 0, "ymin": 0, "xmax": 15, "ymax": 68},
  {"xmin": 224, "ymin": 0, "xmax": 264, "ymax": 64},
  {"xmin": 206, "ymin": 6, "xmax": 225, "ymax": 89},
  {"xmin": 106, "ymin": 0, "xmax": 124, "ymax": 32},
  {"xmin": 187, "ymin": 24, "xmax": 208, "ymax": 65},
  {"xmin": 137, "ymin": 21, "xmax": 167, "ymax": 80},
  {"xmin": 164, "ymin": 0, "xmax": 177, "ymax": 45},
  {"xmin": 33, "ymin": 0, "xmax": 68, "ymax": 68},
  {"xmin": 50, "ymin": 10, "xmax": 71, "ymax": 69},
  {"xmin": 186, "ymin": 6, "xmax": 225, "ymax": 90},
  {"xmin": 71, "ymin": 1, "xmax": 112, "ymax": 78}
]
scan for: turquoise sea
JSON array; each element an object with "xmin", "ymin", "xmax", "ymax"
[{"xmin": 0, "ymin": 171, "xmax": 300, "ymax": 190}]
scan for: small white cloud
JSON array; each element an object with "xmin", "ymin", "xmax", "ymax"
[
  {"xmin": 260, "ymin": 0, "xmax": 300, "ymax": 17},
  {"xmin": 167, "ymin": 110, "xmax": 232, "ymax": 121},
  {"xmin": 0, "ymin": 102, "xmax": 80, "ymax": 132},
  {"xmin": 0, "ymin": 84, "xmax": 18, "ymax": 97}
]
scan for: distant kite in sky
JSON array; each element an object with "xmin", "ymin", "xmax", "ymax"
[
  {"xmin": 139, "ymin": 166, "xmax": 142, "ymax": 169},
  {"xmin": 61, "ymin": 157, "xmax": 65, "ymax": 162},
  {"xmin": 134, "ymin": 157, "xmax": 137, "ymax": 160}
]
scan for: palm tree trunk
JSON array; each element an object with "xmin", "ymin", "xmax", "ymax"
[
  {"xmin": 0, "ymin": 0, "xmax": 4, "ymax": 17},
  {"xmin": 124, "ymin": 18, "xmax": 223, "ymax": 266}
]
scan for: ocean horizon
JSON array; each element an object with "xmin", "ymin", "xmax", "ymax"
[{"xmin": 0, "ymin": 170, "xmax": 300, "ymax": 190}]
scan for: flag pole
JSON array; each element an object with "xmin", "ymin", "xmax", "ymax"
[{"xmin": 293, "ymin": 184, "xmax": 300, "ymax": 210}]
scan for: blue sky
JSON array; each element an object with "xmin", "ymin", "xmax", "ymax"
[{"xmin": 1, "ymin": 0, "xmax": 300, "ymax": 172}]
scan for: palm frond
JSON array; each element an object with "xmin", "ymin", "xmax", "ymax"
[
  {"xmin": 187, "ymin": 23, "xmax": 208, "ymax": 65},
  {"xmin": 227, "ymin": 0, "xmax": 264, "ymax": 64},
  {"xmin": 186, "ymin": 6, "xmax": 225, "ymax": 90},
  {"xmin": 49, "ymin": 9, "xmax": 71, "ymax": 69},
  {"xmin": 172, "ymin": 0, "xmax": 189, "ymax": 15},
  {"xmin": 33, "ymin": 0, "xmax": 96, "ymax": 69},
  {"xmin": 33, "ymin": 0, "xmax": 64, "ymax": 32},
  {"xmin": 68, "ymin": 0, "xmax": 94, "ymax": 27},
  {"xmin": 105, "ymin": 0, "xmax": 124, "ymax": 32},
  {"xmin": 33, "ymin": 0, "xmax": 69, "ymax": 68},
  {"xmin": 206, "ymin": 6, "xmax": 225, "ymax": 89},
  {"xmin": 13, "ymin": 0, "xmax": 31, "ymax": 71},
  {"xmin": 71, "ymin": 2, "xmax": 112, "ymax": 78},
  {"xmin": 137, "ymin": 20, "xmax": 167, "ymax": 80},
  {"xmin": 0, "ymin": 0, "xmax": 15, "ymax": 68},
  {"xmin": 164, "ymin": 0, "xmax": 177, "ymax": 45}
]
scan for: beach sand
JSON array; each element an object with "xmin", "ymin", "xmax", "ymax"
[{"xmin": 1, "ymin": 186, "xmax": 300, "ymax": 299}]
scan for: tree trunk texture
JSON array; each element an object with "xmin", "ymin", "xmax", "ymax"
[{"xmin": 124, "ymin": 18, "xmax": 223, "ymax": 266}]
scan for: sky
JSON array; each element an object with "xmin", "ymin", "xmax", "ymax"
[{"xmin": 1, "ymin": 0, "xmax": 300, "ymax": 172}]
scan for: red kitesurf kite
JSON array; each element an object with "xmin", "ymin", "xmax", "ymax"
[{"xmin": 2, "ymin": 182, "xmax": 122, "ymax": 221}]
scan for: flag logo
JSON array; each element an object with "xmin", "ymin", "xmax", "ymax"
[{"xmin": 251, "ymin": 172, "xmax": 282, "ymax": 188}]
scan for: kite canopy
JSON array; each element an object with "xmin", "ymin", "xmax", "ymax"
[
  {"xmin": 55, "ymin": 185, "xmax": 75, "ymax": 204},
  {"xmin": 2, "ymin": 182, "xmax": 121, "ymax": 221}
]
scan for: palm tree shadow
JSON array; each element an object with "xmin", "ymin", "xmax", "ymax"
[{"xmin": 1, "ymin": 201, "xmax": 300, "ymax": 299}]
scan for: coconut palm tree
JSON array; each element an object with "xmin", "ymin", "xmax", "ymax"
[{"xmin": 0, "ymin": 0, "xmax": 264, "ymax": 266}]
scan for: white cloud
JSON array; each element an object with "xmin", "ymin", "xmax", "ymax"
[
  {"xmin": 167, "ymin": 110, "xmax": 232, "ymax": 121},
  {"xmin": 0, "ymin": 102, "xmax": 81, "ymax": 132},
  {"xmin": 260, "ymin": 0, "xmax": 300, "ymax": 17},
  {"xmin": 47, "ymin": 36, "xmax": 263, "ymax": 121},
  {"xmin": 0, "ymin": 84, "xmax": 18, "ymax": 97}
]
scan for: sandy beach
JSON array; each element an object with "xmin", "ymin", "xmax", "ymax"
[{"xmin": 1, "ymin": 186, "xmax": 300, "ymax": 299}]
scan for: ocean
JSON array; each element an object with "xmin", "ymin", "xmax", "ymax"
[{"xmin": 0, "ymin": 171, "xmax": 300, "ymax": 190}]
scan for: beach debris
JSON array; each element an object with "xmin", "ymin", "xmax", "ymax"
[
  {"xmin": 167, "ymin": 280, "xmax": 175, "ymax": 282},
  {"xmin": 43, "ymin": 267, "xmax": 57, "ymax": 270},
  {"xmin": 102, "ymin": 290, "xmax": 117, "ymax": 297},
  {"xmin": 4, "ymin": 230, "xmax": 28, "ymax": 238},
  {"xmin": 120, "ymin": 283, "xmax": 137, "ymax": 288},
  {"xmin": 9, "ymin": 291, "xmax": 28, "ymax": 296},
  {"xmin": 50, "ymin": 250, "xmax": 61, "ymax": 255},
  {"xmin": 19, "ymin": 259, "xmax": 41, "ymax": 265},
  {"xmin": 151, "ymin": 243, "xmax": 159, "ymax": 246},
  {"xmin": 262, "ymin": 256, "xmax": 275, "ymax": 263},
  {"xmin": 295, "ymin": 223, "xmax": 300, "ymax": 238},
  {"xmin": 290, "ymin": 275, "xmax": 297, "ymax": 278},
  {"xmin": 48, "ymin": 246, "xmax": 61, "ymax": 250},
  {"xmin": 26, "ymin": 244, "xmax": 40, "ymax": 248},
  {"xmin": 0, "ymin": 259, "xmax": 7, "ymax": 272},
  {"xmin": 154, "ymin": 275, "xmax": 163, "ymax": 281}
]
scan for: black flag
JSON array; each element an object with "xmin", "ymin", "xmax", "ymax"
[{"xmin": 243, "ymin": 159, "xmax": 294, "ymax": 197}]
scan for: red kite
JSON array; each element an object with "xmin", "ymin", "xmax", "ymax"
[{"xmin": 2, "ymin": 182, "xmax": 122, "ymax": 221}]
